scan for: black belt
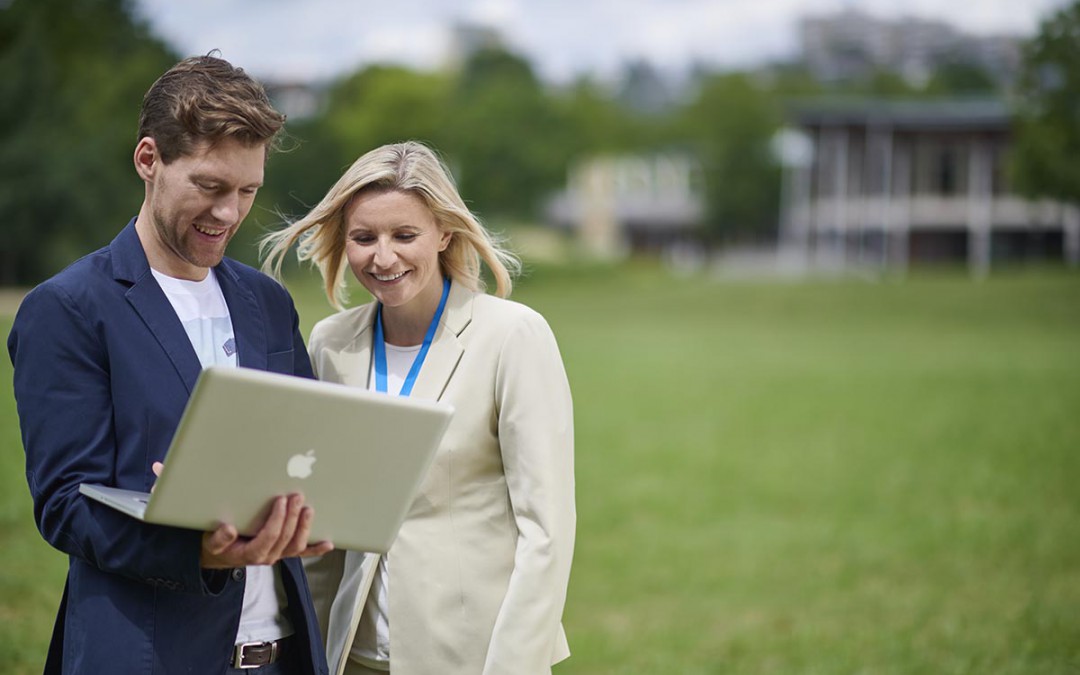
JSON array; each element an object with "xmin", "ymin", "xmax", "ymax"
[{"xmin": 232, "ymin": 635, "xmax": 291, "ymax": 669}]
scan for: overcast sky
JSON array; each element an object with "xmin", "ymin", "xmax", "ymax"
[{"xmin": 133, "ymin": 0, "xmax": 1068, "ymax": 84}]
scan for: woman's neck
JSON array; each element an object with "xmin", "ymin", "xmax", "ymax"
[
  {"xmin": 380, "ymin": 280, "xmax": 446, "ymax": 346},
  {"xmin": 380, "ymin": 308, "xmax": 430, "ymax": 347}
]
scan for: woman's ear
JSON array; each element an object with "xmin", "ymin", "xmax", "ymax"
[
  {"xmin": 133, "ymin": 137, "xmax": 158, "ymax": 182},
  {"xmin": 438, "ymin": 229, "xmax": 452, "ymax": 252}
]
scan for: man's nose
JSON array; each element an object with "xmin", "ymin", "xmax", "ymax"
[{"xmin": 211, "ymin": 192, "xmax": 240, "ymax": 225}]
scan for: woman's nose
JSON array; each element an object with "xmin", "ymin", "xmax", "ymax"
[{"xmin": 372, "ymin": 240, "xmax": 396, "ymax": 267}]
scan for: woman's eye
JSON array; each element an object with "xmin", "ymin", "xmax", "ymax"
[{"xmin": 396, "ymin": 233, "xmax": 417, "ymax": 241}]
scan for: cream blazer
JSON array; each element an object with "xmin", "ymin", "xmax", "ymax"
[{"xmin": 303, "ymin": 282, "xmax": 576, "ymax": 675}]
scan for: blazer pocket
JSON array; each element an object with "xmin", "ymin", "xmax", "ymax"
[{"xmin": 266, "ymin": 349, "xmax": 294, "ymax": 374}]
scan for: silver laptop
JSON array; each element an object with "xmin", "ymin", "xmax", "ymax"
[{"xmin": 80, "ymin": 365, "xmax": 453, "ymax": 553}]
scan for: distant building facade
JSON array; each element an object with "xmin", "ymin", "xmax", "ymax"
[
  {"xmin": 546, "ymin": 155, "xmax": 705, "ymax": 257},
  {"xmin": 446, "ymin": 22, "xmax": 507, "ymax": 69},
  {"xmin": 799, "ymin": 10, "xmax": 1021, "ymax": 85},
  {"xmin": 780, "ymin": 98, "xmax": 1080, "ymax": 274},
  {"xmin": 264, "ymin": 80, "xmax": 328, "ymax": 121},
  {"xmin": 617, "ymin": 60, "xmax": 679, "ymax": 115}
]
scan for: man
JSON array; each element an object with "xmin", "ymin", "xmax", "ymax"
[{"xmin": 8, "ymin": 55, "xmax": 333, "ymax": 674}]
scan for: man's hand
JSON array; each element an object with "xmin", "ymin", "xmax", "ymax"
[
  {"xmin": 200, "ymin": 493, "xmax": 334, "ymax": 569},
  {"xmin": 151, "ymin": 461, "xmax": 164, "ymax": 492}
]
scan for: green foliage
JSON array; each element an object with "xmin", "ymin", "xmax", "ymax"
[
  {"xmin": 552, "ymin": 78, "xmax": 653, "ymax": 157},
  {"xmin": 259, "ymin": 48, "xmax": 576, "ymax": 234},
  {"xmin": 440, "ymin": 48, "xmax": 570, "ymax": 218},
  {"xmin": 860, "ymin": 69, "xmax": 925, "ymax": 97},
  {"xmin": 323, "ymin": 65, "xmax": 450, "ymax": 159},
  {"xmin": 679, "ymin": 73, "xmax": 783, "ymax": 242},
  {"xmin": 0, "ymin": 0, "xmax": 176, "ymax": 283},
  {"xmin": 924, "ymin": 58, "xmax": 998, "ymax": 95},
  {"xmin": 765, "ymin": 64, "xmax": 828, "ymax": 98},
  {"xmin": 244, "ymin": 67, "xmax": 454, "ymax": 262},
  {"xmin": 1012, "ymin": 0, "xmax": 1080, "ymax": 203}
]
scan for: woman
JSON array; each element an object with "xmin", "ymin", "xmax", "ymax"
[{"xmin": 261, "ymin": 141, "xmax": 575, "ymax": 675}]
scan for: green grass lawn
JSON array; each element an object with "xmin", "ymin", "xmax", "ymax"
[{"xmin": 2, "ymin": 263, "xmax": 1079, "ymax": 673}]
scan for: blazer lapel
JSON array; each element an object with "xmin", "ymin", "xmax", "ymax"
[
  {"xmin": 335, "ymin": 282, "xmax": 473, "ymax": 400},
  {"xmin": 113, "ymin": 219, "xmax": 202, "ymax": 393},
  {"xmin": 215, "ymin": 260, "xmax": 267, "ymax": 371},
  {"xmin": 408, "ymin": 281, "xmax": 472, "ymax": 402},
  {"xmin": 309, "ymin": 302, "xmax": 376, "ymax": 388},
  {"xmin": 334, "ymin": 319, "xmax": 374, "ymax": 389}
]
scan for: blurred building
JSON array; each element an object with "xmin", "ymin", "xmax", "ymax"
[
  {"xmin": 779, "ymin": 98, "xmax": 1080, "ymax": 275},
  {"xmin": 264, "ymin": 80, "xmax": 329, "ymax": 121},
  {"xmin": 617, "ymin": 60, "xmax": 679, "ymax": 115},
  {"xmin": 546, "ymin": 155, "xmax": 705, "ymax": 258},
  {"xmin": 799, "ymin": 10, "xmax": 1021, "ymax": 86},
  {"xmin": 446, "ymin": 22, "xmax": 507, "ymax": 70}
]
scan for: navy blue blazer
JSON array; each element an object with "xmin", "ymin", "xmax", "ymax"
[{"xmin": 8, "ymin": 220, "xmax": 329, "ymax": 675}]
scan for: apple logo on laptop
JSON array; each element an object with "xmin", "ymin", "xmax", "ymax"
[{"xmin": 287, "ymin": 450, "xmax": 317, "ymax": 479}]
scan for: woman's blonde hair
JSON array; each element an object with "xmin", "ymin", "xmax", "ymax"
[{"xmin": 261, "ymin": 141, "xmax": 520, "ymax": 309}]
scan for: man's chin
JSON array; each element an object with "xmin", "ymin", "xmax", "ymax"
[
  {"xmin": 201, "ymin": 253, "xmax": 227, "ymax": 269},
  {"xmin": 191, "ymin": 241, "xmax": 231, "ymax": 269}
]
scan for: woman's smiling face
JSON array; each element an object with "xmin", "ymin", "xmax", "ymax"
[{"xmin": 344, "ymin": 188, "xmax": 451, "ymax": 320}]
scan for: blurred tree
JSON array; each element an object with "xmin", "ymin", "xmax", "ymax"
[
  {"xmin": 617, "ymin": 60, "xmax": 676, "ymax": 116},
  {"xmin": 233, "ymin": 118, "xmax": 344, "ymax": 266},
  {"xmin": 441, "ymin": 47, "xmax": 570, "ymax": 218},
  {"xmin": 1011, "ymin": 0, "xmax": 1080, "ymax": 203},
  {"xmin": 242, "ymin": 65, "xmax": 453, "ymax": 263},
  {"xmin": 763, "ymin": 64, "xmax": 827, "ymax": 98},
  {"xmin": 677, "ymin": 72, "xmax": 782, "ymax": 243},
  {"xmin": 924, "ymin": 58, "xmax": 999, "ymax": 95},
  {"xmin": 0, "ymin": 0, "xmax": 176, "ymax": 284},
  {"xmin": 852, "ymin": 69, "xmax": 923, "ymax": 97},
  {"xmin": 552, "ymin": 77, "xmax": 641, "ymax": 159},
  {"xmin": 321, "ymin": 64, "xmax": 450, "ymax": 161}
]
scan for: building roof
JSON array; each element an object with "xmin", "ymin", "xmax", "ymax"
[{"xmin": 787, "ymin": 97, "xmax": 1012, "ymax": 131}]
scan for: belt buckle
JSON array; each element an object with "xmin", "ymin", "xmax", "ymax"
[{"xmin": 232, "ymin": 640, "xmax": 278, "ymax": 669}]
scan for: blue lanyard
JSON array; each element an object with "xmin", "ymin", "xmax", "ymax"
[{"xmin": 373, "ymin": 277, "xmax": 451, "ymax": 397}]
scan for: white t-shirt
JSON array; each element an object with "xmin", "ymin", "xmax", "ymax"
[
  {"xmin": 350, "ymin": 342, "xmax": 421, "ymax": 668},
  {"xmin": 152, "ymin": 268, "xmax": 293, "ymax": 644}
]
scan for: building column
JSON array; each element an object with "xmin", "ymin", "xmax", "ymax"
[
  {"xmin": 579, "ymin": 159, "xmax": 621, "ymax": 259},
  {"xmin": 815, "ymin": 127, "xmax": 850, "ymax": 269},
  {"xmin": 779, "ymin": 158, "xmax": 813, "ymax": 268},
  {"xmin": 967, "ymin": 138, "xmax": 993, "ymax": 278},
  {"xmin": 1064, "ymin": 204, "xmax": 1080, "ymax": 267},
  {"xmin": 834, "ymin": 127, "xmax": 850, "ymax": 268},
  {"xmin": 890, "ymin": 137, "xmax": 911, "ymax": 272},
  {"xmin": 870, "ymin": 125, "xmax": 894, "ymax": 271}
]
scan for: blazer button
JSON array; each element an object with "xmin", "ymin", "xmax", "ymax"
[{"xmin": 231, "ymin": 568, "xmax": 246, "ymax": 582}]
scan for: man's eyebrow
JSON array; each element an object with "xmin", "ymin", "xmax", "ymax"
[{"xmin": 190, "ymin": 172, "xmax": 263, "ymax": 189}]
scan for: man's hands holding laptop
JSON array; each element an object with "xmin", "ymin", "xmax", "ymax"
[
  {"xmin": 152, "ymin": 462, "xmax": 334, "ymax": 567},
  {"xmin": 201, "ymin": 493, "xmax": 334, "ymax": 567}
]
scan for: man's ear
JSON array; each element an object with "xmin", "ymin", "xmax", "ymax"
[{"xmin": 133, "ymin": 137, "xmax": 158, "ymax": 182}]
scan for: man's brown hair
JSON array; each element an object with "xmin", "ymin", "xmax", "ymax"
[{"xmin": 137, "ymin": 53, "xmax": 285, "ymax": 163}]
